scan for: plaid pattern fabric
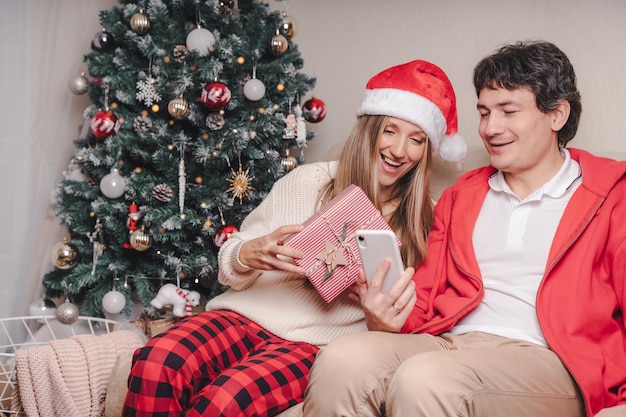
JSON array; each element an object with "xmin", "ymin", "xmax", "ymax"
[{"xmin": 122, "ymin": 310, "xmax": 318, "ymax": 417}]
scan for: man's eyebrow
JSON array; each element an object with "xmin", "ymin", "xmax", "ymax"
[{"xmin": 476, "ymin": 100, "xmax": 517, "ymax": 110}]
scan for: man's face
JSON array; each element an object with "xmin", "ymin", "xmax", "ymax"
[{"xmin": 476, "ymin": 86, "xmax": 559, "ymax": 178}]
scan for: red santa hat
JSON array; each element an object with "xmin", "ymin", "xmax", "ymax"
[{"xmin": 357, "ymin": 60, "xmax": 467, "ymax": 163}]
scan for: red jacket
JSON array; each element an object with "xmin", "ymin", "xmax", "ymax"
[{"xmin": 403, "ymin": 148, "xmax": 626, "ymax": 416}]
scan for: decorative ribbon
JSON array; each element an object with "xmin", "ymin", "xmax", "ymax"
[
  {"xmin": 175, "ymin": 287, "xmax": 193, "ymax": 316},
  {"xmin": 308, "ymin": 213, "xmax": 380, "ymax": 282}
]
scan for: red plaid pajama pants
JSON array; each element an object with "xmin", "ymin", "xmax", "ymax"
[{"xmin": 122, "ymin": 310, "xmax": 319, "ymax": 417}]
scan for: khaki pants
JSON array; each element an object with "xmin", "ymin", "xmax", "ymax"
[{"xmin": 303, "ymin": 331, "xmax": 584, "ymax": 417}]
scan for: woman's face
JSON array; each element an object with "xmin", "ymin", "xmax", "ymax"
[{"xmin": 376, "ymin": 117, "xmax": 427, "ymax": 197}]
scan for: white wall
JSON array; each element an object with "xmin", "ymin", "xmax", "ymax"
[
  {"xmin": 1, "ymin": 0, "xmax": 625, "ymax": 318},
  {"xmin": 267, "ymin": 0, "xmax": 626, "ymax": 163}
]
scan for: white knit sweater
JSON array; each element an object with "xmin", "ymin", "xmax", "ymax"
[{"xmin": 206, "ymin": 161, "xmax": 367, "ymax": 346}]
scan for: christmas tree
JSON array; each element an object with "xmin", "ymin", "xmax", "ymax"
[{"xmin": 43, "ymin": 0, "xmax": 324, "ymax": 320}]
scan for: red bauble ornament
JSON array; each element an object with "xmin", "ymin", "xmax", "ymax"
[
  {"xmin": 302, "ymin": 97, "xmax": 326, "ymax": 123},
  {"xmin": 201, "ymin": 82, "xmax": 232, "ymax": 111},
  {"xmin": 214, "ymin": 223, "xmax": 239, "ymax": 248},
  {"xmin": 90, "ymin": 110, "xmax": 120, "ymax": 138}
]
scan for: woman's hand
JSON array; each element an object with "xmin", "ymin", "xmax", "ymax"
[
  {"xmin": 238, "ymin": 224, "xmax": 306, "ymax": 275},
  {"xmin": 349, "ymin": 260, "xmax": 416, "ymax": 332}
]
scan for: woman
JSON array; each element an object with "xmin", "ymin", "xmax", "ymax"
[{"xmin": 122, "ymin": 59, "xmax": 465, "ymax": 417}]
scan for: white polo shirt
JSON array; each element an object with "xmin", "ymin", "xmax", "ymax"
[{"xmin": 450, "ymin": 149, "xmax": 581, "ymax": 346}]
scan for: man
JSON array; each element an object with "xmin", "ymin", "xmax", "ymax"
[{"xmin": 303, "ymin": 40, "xmax": 626, "ymax": 417}]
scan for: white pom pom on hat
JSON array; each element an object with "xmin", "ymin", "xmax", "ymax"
[{"xmin": 356, "ymin": 60, "xmax": 467, "ymax": 163}]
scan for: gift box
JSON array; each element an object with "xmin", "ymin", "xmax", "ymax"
[{"xmin": 283, "ymin": 184, "xmax": 401, "ymax": 302}]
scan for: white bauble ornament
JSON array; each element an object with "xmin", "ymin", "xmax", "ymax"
[
  {"xmin": 29, "ymin": 297, "xmax": 57, "ymax": 317},
  {"xmin": 186, "ymin": 27, "xmax": 215, "ymax": 57},
  {"xmin": 243, "ymin": 78, "xmax": 266, "ymax": 101},
  {"xmin": 100, "ymin": 167, "xmax": 127, "ymax": 198},
  {"xmin": 102, "ymin": 289, "xmax": 126, "ymax": 314}
]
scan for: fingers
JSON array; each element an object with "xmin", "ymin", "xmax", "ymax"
[
  {"xmin": 271, "ymin": 224, "xmax": 305, "ymax": 259},
  {"xmin": 387, "ymin": 267, "xmax": 415, "ymax": 308},
  {"xmin": 359, "ymin": 265, "xmax": 416, "ymax": 332},
  {"xmin": 238, "ymin": 224, "xmax": 306, "ymax": 273}
]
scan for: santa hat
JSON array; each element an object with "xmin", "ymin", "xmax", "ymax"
[{"xmin": 357, "ymin": 60, "xmax": 467, "ymax": 163}]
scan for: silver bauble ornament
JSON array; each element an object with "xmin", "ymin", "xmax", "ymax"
[
  {"xmin": 68, "ymin": 73, "xmax": 89, "ymax": 95},
  {"xmin": 56, "ymin": 301, "xmax": 80, "ymax": 325}
]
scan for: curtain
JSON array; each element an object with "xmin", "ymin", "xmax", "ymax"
[{"xmin": 0, "ymin": 0, "xmax": 116, "ymax": 319}]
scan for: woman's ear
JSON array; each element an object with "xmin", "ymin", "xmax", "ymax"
[{"xmin": 552, "ymin": 99, "xmax": 571, "ymax": 132}]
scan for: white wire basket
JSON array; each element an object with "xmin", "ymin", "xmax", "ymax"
[{"xmin": 0, "ymin": 315, "xmax": 117, "ymax": 416}]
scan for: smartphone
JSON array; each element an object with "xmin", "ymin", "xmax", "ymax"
[{"xmin": 355, "ymin": 229, "xmax": 404, "ymax": 294}]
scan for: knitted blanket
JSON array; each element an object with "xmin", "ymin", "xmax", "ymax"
[{"xmin": 10, "ymin": 330, "xmax": 143, "ymax": 417}]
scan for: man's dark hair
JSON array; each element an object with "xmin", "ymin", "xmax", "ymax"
[{"xmin": 473, "ymin": 40, "xmax": 582, "ymax": 147}]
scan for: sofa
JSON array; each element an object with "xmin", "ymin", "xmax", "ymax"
[
  {"xmin": 102, "ymin": 149, "xmax": 489, "ymax": 417},
  {"xmin": 24, "ymin": 146, "xmax": 626, "ymax": 416}
]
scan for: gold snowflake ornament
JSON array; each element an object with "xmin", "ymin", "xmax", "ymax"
[{"xmin": 227, "ymin": 165, "xmax": 255, "ymax": 203}]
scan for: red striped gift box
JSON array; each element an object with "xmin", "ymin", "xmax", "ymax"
[{"xmin": 283, "ymin": 184, "xmax": 401, "ymax": 303}]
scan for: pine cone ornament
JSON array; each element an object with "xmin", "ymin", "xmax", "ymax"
[
  {"xmin": 153, "ymin": 183, "xmax": 174, "ymax": 202},
  {"xmin": 206, "ymin": 112, "xmax": 225, "ymax": 130},
  {"xmin": 173, "ymin": 45, "xmax": 189, "ymax": 63},
  {"xmin": 134, "ymin": 115, "xmax": 153, "ymax": 132}
]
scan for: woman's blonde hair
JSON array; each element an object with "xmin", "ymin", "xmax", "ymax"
[{"xmin": 318, "ymin": 115, "xmax": 434, "ymax": 267}]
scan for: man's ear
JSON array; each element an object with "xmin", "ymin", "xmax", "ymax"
[{"xmin": 552, "ymin": 99, "xmax": 571, "ymax": 132}]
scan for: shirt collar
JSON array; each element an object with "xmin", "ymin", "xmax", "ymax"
[{"xmin": 489, "ymin": 148, "xmax": 581, "ymax": 200}]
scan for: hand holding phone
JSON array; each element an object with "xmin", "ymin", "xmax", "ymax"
[{"xmin": 355, "ymin": 229, "xmax": 404, "ymax": 294}]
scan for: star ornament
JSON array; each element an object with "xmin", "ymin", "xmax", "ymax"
[
  {"xmin": 227, "ymin": 165, "xmax": 255, "ymax": 203},
  {"xmin": 316, "ymin": 240, "xmax": 348, "ymax": 279}
]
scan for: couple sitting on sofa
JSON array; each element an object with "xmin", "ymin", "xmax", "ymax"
[{"xmin": 121, "ymin": 40, "xmax": 626, "ymax": 417}]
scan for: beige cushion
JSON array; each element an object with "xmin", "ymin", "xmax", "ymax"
[
  {"xmin": 104, "ymin": 353, "xmax": 133, "ymax": 417},
  {"xmin": 103, "ymin": 353, "xmax": 303, "ymax": 417}
]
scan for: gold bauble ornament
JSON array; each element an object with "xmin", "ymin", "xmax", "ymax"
[
  {"xmin": 130, "ymin": 227, "xmax": 152, "ymax": 251},
  {"xmin": 280, "ymin": 14, "xmax": 298, "ymax": 39},
  {"xmin": 269, "ymin": 32, "xmax": 288, "ymax": 56},
  {"xmin": 168, "ymin": 96, "xmax": 190, "ymax": 119},
  {"xmin": 51, "ymin": 238, "xmax": 79, "ymax": 269},
  {"xmin": 130, "ymin": 10, "xmax": 151, "ymax": 35},
  {"xmin": 280, "ymin": 150, "xmax": 298, "ymax": 172}
]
